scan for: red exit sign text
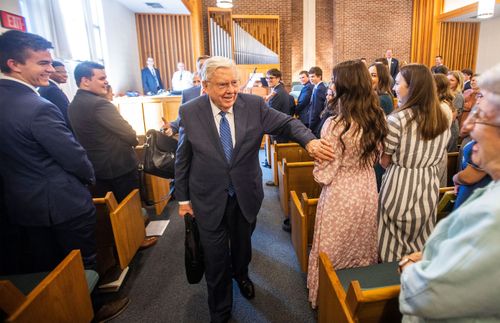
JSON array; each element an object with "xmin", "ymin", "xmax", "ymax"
[{"xmin": 1, "ymin": 11, "xmax": 27, "ymax": 32}]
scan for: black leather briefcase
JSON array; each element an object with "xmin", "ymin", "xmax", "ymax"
[{"xmin": 184, "ymin": 214, "xmax": 204, "ymax": 284}]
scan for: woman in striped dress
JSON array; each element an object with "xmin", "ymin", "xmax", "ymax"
[{"xmin": 378, "ymin": 64, "xmax": 451, "ymax": 262}]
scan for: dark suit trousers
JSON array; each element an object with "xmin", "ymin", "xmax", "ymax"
[
  {"xmin": 198, "ymin": 195, "xmax": 256, "ymax": 323},
  {"xmin": 19, "ymin": 208, "xmax": 97, "ymax": 273},
  {"xmin": 91, "ymin": 169, "xmax": 139, "ymax": 203}
]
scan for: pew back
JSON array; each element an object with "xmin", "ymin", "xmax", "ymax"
[
  {"xmin": 0, "ymin": 250, "xmax": 94, "ymax": 323},
  {"xmin": 447, "ymin": 152, "xmax": 459, "ymax": 186},
  {"xmin": 278, "ymin": 159, "xmax": 320, "ymax": 216},
  {"xmin": 318, "ymin": 252, "xmax": 401, "ymax": 323},
  {"xmin": 271, "ymin": 143, "xmax": 313, "ymax": 185},
  {"xmin": 290, "ymin": 191, "xmax": 318, "ymax": 272}
]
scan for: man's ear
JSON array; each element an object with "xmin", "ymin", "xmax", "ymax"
[
  {"xmin": 79, "ymin": 77, "xmax": 90, "ymax": 89},
  {"xmin": 6, "ymin": 59, "xmax": 22, "ymax": 73},
  {"xmin": 202, "ymin": 80, "xmax": 208, "ymax": 90}
]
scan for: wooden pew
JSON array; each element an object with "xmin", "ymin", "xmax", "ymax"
[
  {"xmin": 271, "ymin": 143, "xmax": 313, "ymax": 185},
  {"xmin": 0, "ymin": 250, "xmax": 95, "ymax": 323},
  {"xmin": 135, "ymin": 145, "xmax": 172, "ymax": 215},
  {"xmin": 290, "ymin": 191, "xmax": 318, "ymax": 272},
  {"xmin": 318, "ymin": 252, "xmax": 401, "ymax": 323},
  {"xmin": 447, "ymin": 152, "xmax": 459, "ymax": 186},
  {"xmin": 438, "ymin": 187, "xmax": 456, "ymax": 222},
  {"xmin": 93, "ymin": 189, "xmax": 145, "ymax": 278},
  {"xmin": 278, "ymin": 159, "xmax": 320, "ymax": 217}
]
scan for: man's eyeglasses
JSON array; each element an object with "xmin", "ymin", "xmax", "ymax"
[
  {"xmin": 207, "ymin": 80, "xmax": 240, "ymax": 90},
  {"xmin": 468, "ymin": 106, "xmax": 500, "ymax": 128},
  {"xmin": 266, "ymin": 76, "xmax": 277, "ymax": 80}
]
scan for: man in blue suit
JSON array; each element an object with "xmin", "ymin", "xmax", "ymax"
[
  {"xmin": 385, "ymin": 49, "xmax": 399, "ymax": 81},
  {"xmin": 175, "ymin": 57, "xmax": 334, "ymax": 323},
  {"xmin": 307, "ymin": 66, "xmax": 328, "ymax": 138},
  {"xmin": 0, "ymin": 31, "xmax": 96, "ymax": 272},
  {"xmin": 295, "ymin": 70, "xmax": 314, "ymax": 127},
  {"xmin": 38, "ymin": 60, "xmax": 72, "ymax": 130},
  {"xmin": 141, "ymin": 57, "xmax": 164, "ymax": 95}
]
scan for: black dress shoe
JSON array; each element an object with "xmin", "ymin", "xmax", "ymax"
[
  {"xmin": 282, "ymin": 218, "xmax": 291, "ymax": 233},
  {"xmin": 93, "ymin": 297, "xmax": 130, "ymax": 323},
  {"xmin": 261, "ymin": 161, "xmax": 271, "ymax": 168},
  {"xmin": 235, "ymin": 277, "xmax": 255, "ymax": 299}
]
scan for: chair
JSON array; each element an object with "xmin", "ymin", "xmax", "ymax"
[
  {"xmin": 278, "ymin": 159, "xmax": 320, "ymax": 217},
  {"xmin": 0, "ymin": 250, "xmax": 95, "ymax": 323},
  {"xmin": 290, "ymin": 191, "xmax": 318, "ymax": 272},
  {"xmin": 93, "ymin": 189, "xmax": 145, "ymax": 275},
  {"xmin": 318, "ymin": 252, "xmax": 401, "ymax": 323}
]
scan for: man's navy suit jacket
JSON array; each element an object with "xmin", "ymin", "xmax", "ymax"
[
  {"xmin": 174, "ymin": 93, "xmax": 315, "ymax": 231},
  {"xmin": 308, "ymin": 82, "xmax": 327, "ymax": 137},
  {"xmin": 0, "ymin": 79, "xmax": 95, "ymax": 227},
  {"xmin": 38, "ymin": 80, "xmax": 71, "ymax": 130},
  {"xmin": 141, "ymin": 67, "xmax": 164, "ymax": 95},
  {"xmin": 389, "ymin": 58, "xmax": 399, "ymax": 81},
  {"xmin": 296, "ymin": 81, "xmax": 314, "ymax": 125},
  {"xmin": 170, "ymin": 85, "xmax": 203, "ymax": 134}
]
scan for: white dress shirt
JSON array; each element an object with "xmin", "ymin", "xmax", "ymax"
[{"xmin": 172, "ymin": 70, "xmax": 193, "ymax": 91}]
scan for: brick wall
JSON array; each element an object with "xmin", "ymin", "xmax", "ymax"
[
  {"xmin": 331, "ymin": 0, "xmax": 413, "ymax": 67},
  {"xmin": 200, "ymin": 0, "xmax": 413, "ymax": 87}
]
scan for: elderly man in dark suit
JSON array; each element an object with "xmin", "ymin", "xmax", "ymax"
[
  {"xmin": 175, "ymin": 56, "xmax": 334, "ymax": 323},
  {"xmin": 38, "ymin": 60, "xmax": 72, "ymax": 129},
  {"xmin": 295, "ymin": 70, "xmax": 314, "ymax": 127},
  {"xmin": 69, "ymin": 61, "xmax": 157, "ymax": 248},
  {"xmin": 141, "ymin": 57, "xmax": 164, "ymax": 95},
  {"xmin": 0, "ymin": 31, "xmax": 96, "ymax": 272}
]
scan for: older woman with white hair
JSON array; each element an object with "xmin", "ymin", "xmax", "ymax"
[{"xmin": 398, "ymin": 63, "xmax": 500, "ymax": 322}]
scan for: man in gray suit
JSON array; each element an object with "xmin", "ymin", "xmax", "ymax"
[
  {"xmin": 175, "ymin": 57, "xmax": 333, "ymax": 323},
  {"xmin": 68, "ymin": 61, "xmax": 158, "ymax": 248}
]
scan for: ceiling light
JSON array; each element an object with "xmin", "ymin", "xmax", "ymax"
[
  {"xmin": 477, "ymin": 0, "xmax": 495, "ymax": 19},
  {"xmin": 216, "ymin": 0, "xmax": 233, "ymax": 9}
]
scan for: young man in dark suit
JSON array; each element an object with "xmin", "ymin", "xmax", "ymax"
[
  {"xmin": 295, "ymin": 70, "xmax": 314, "ymax": 127},
  {"xmin": 141, "ymin": 57, "xmax": 164, "ymax": 95},
  {"xmin": 307, "ymin": 66, "xmax": 328, "ymax": 138},
  {"xmin": 69, "ymin": 61, "xmax": 158, "ymax": 248},
  {"xmin": 38, "ymin": 60, "xmax": 72, "ymax": 129},
  {"xmin": 175, "ymin": 56, "xmax": 334, "ymax": 323},
  {"xmin": 0, "ymin": 30, "xmax": 96, "ymax": 272}
]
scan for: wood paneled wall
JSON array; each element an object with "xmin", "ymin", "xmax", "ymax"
[
  {"xmin": 438, "ymin": 22, "xmax": 479, "ymax": 71},
  {"xmin": 411, "ymin": 0, "xmax": 480, "ymax": 71},
  {"xmin": 136, "ymin": 14, "xmax": 195, "ymax": 92}
]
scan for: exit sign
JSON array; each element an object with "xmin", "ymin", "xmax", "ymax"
[{"xmin": 0, "ymin": 11, "xmax": 27, "ymax": 32}]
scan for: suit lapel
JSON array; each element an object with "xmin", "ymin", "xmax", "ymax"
[
  {"xmin": 196, "ymin": 96, "xmax": 229, "ymax": 165},
  {"xmin": 232, "ymin": 95, "xmax": 248, "ymax": 166}
]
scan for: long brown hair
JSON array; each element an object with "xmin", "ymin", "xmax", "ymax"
[
  {"xmin": 398, "ymin": 64, "xmax": 449, "ymax": 140},
  {"xmin": 434, "ymin": 73, "xmax": 456, "ymax": 113},
  {"xmin": 369, "ymin": 62, "xmax": 393, "ymax": 98},
  {"xmin": 330, "ymin": 60, "xmax": 388, "ymax": 168}
]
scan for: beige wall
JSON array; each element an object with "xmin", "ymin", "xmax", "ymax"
[{"xmin": 476, "ymin": 15, "xmax": 500, "ymax": 72}]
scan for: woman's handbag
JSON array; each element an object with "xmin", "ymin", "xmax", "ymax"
[
  {"xmin": 184, "ymin": 214, "xmax": 204, "ymax": 284},
  {"xmin": 143, "ymin": 129, "xmax": 177, "ymax": 179}
]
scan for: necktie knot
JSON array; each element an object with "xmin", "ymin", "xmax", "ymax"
[{"xmin": 219, "ymin": 111, "xmax": 226, "ymax": 118}]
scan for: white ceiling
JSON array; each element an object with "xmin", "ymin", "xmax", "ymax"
[
  {"xmin": 114, "ymin": 0, "xmax": 190, "ymax": 14},
  {"xmin": 445, "ymin": 3, "xmax": 500, "ymax": 22}
]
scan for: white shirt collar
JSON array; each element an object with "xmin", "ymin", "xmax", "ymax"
[
  {"xmin": 1, "ymin": 75, "xmax": 39, "ymax": 95},
  {"xmin": 210, "ymin": 98, "xmax": 233, "ymax": 118}
]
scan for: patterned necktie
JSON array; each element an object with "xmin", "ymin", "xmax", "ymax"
[{"xmin": 219, "ymin": 111, "xmax": 235, "ymax": 196}]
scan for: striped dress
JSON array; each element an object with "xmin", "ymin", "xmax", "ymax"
[{"xmin": 378, "ymin": 108, "xmax": 450, "ymax": 262}]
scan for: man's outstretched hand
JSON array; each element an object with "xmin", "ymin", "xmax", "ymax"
[{"xmin": 306, "ymin": 139, "xmax": 334, "ymax": 162}]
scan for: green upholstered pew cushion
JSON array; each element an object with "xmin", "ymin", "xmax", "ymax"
[{"xmin": 336, "ymin": 261, "xmax": 400, "ymax": 291}]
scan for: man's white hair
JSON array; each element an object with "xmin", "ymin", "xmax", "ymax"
[
  {"xmin": 479, "ymin": 63, "xmax": 500, "ymax": 108},
  {"xmin": 200, "ymin": 56, "xmax": 237, "ymax": 81}
]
